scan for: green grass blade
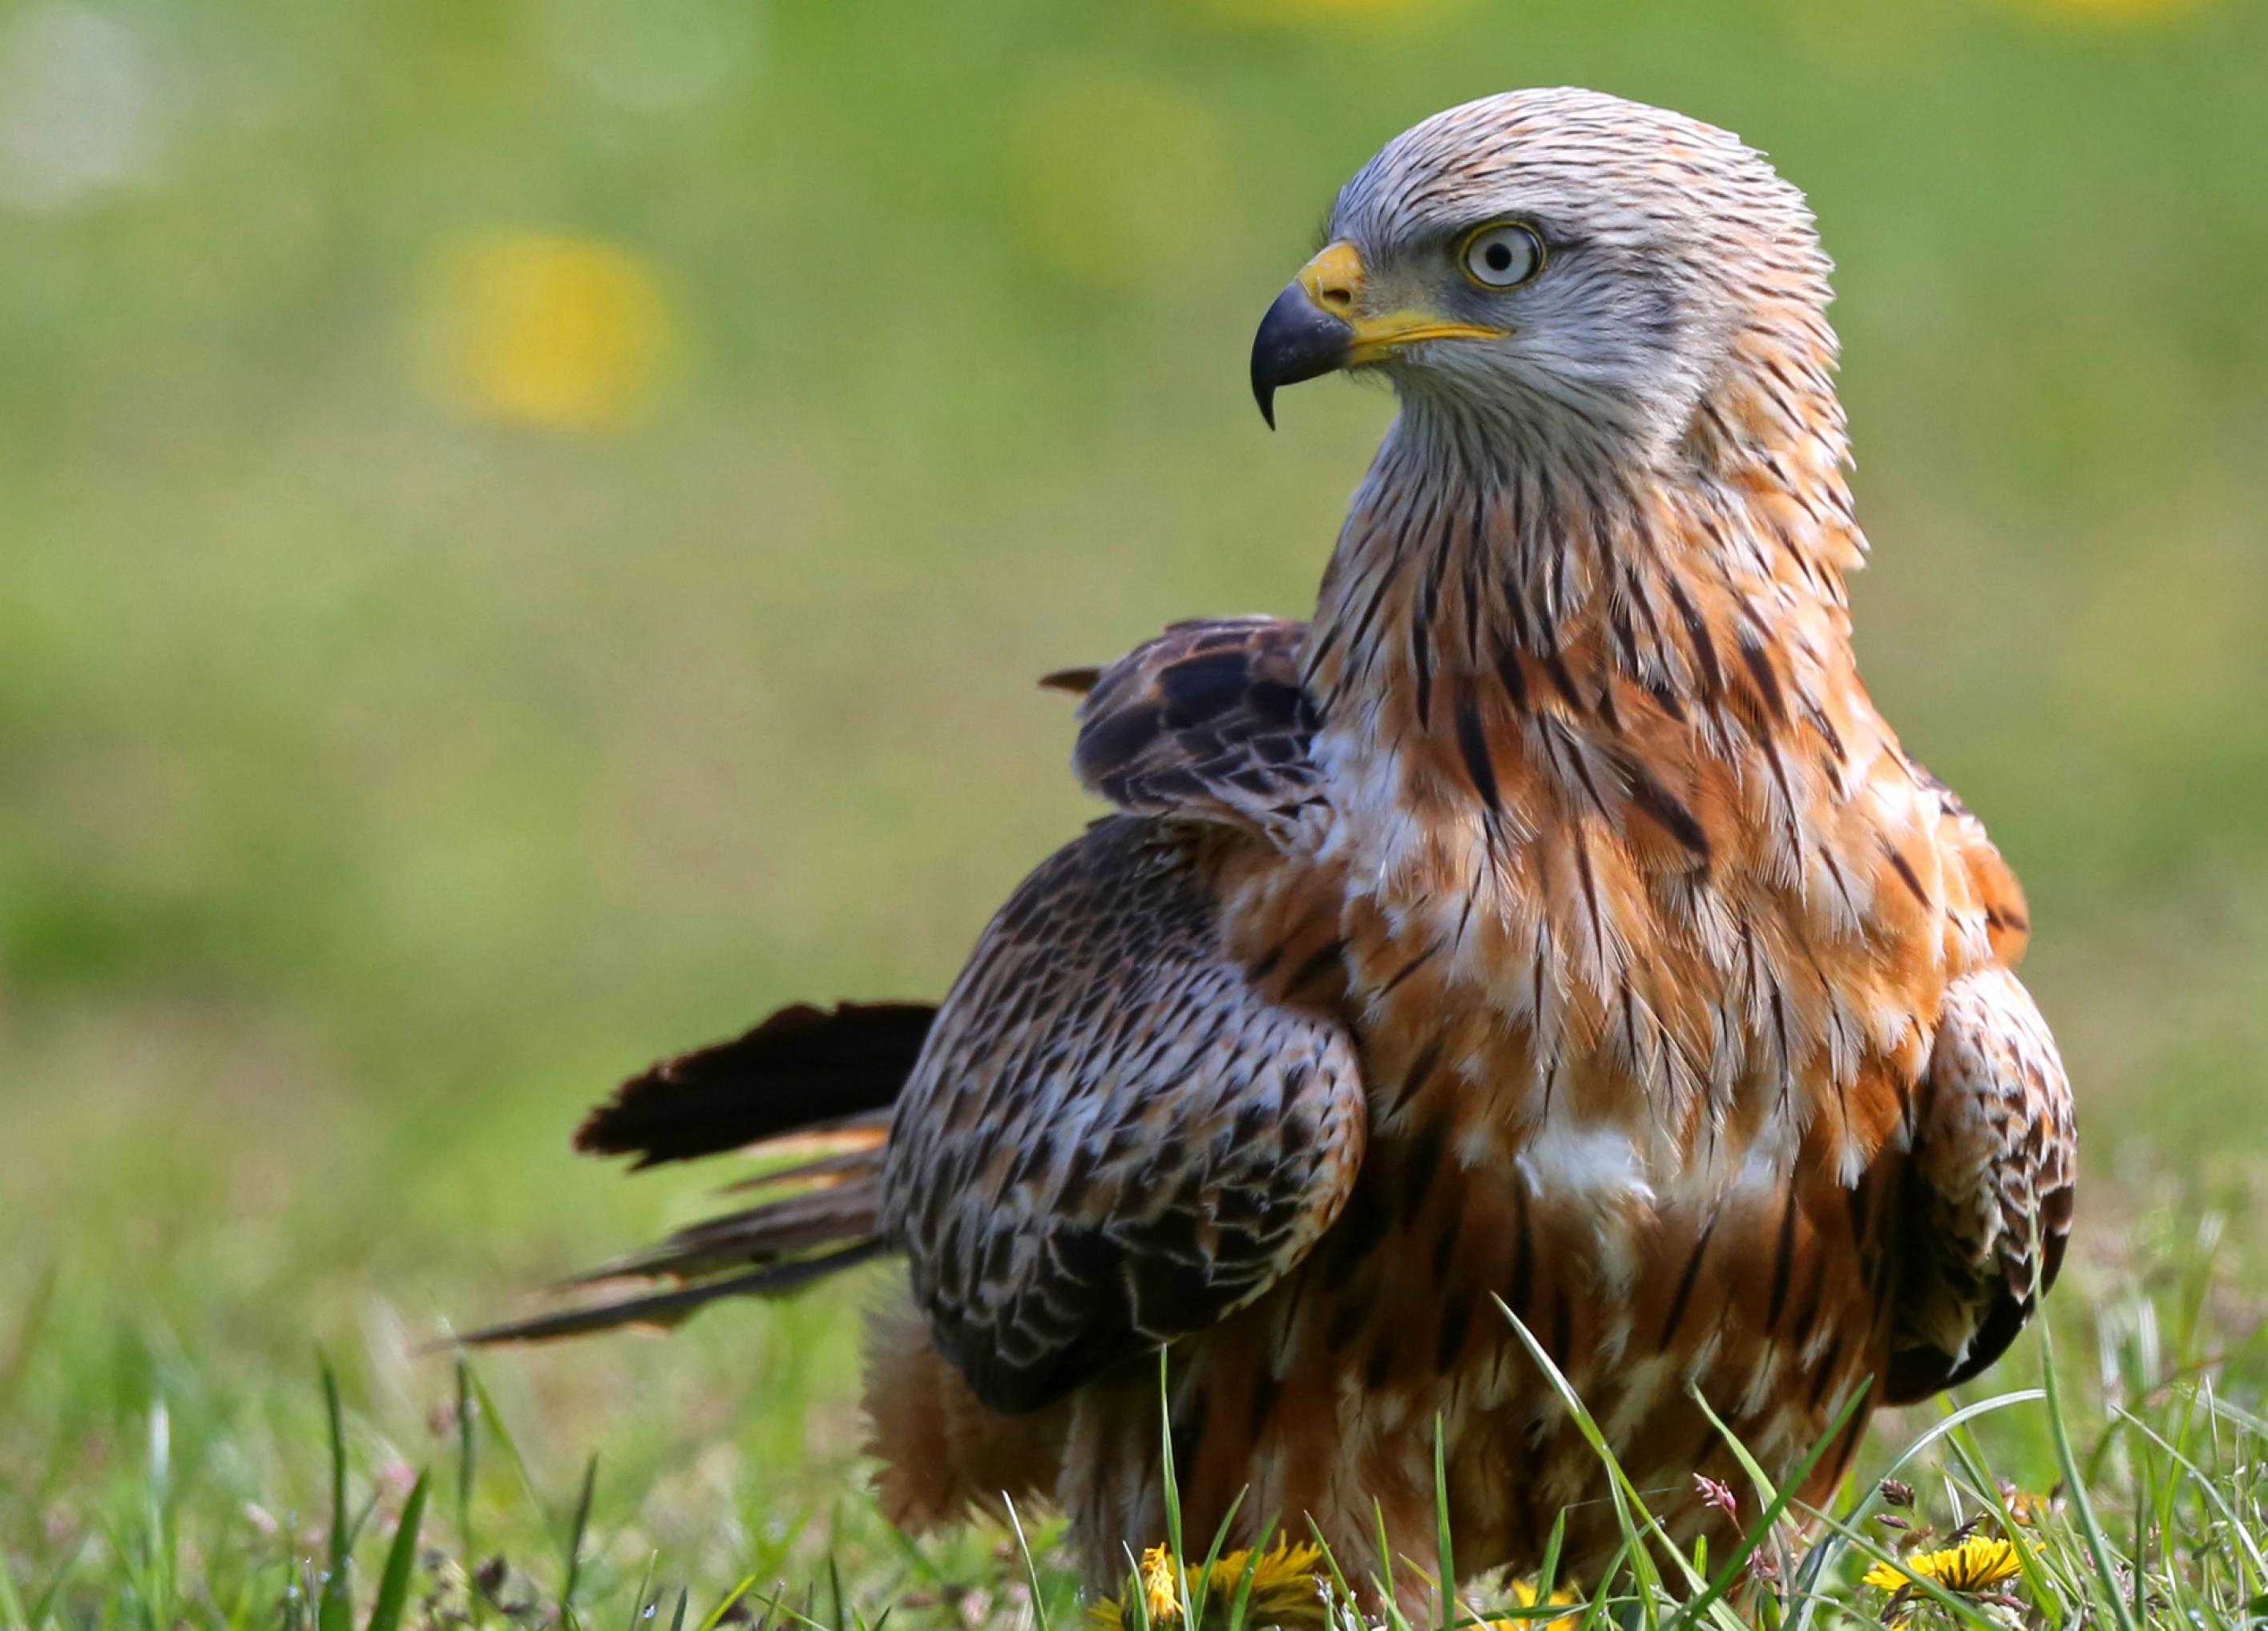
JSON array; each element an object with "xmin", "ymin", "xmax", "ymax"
[
  {"xmin": 462, "ymin": 1366, "xmax": 555, "ymax": 1539},
  {"xmin": 317, "ymin": 1357, "xmax": 353, "ymax": 1631},
  {"xmin": 624, "ymin": 1553, "xmax": 659, "ymax": 1631},
  {"xmin": 1372, "ymin": 1496, "xmax": 1398, "ymax": 1617},
  {"xmin": 365, "ymin": 1470, "xmax": 429, "ymax": 1631},
  {"xmin": 2038, "ymin": 1315, "xmax": 2141, "ymax": 1631},
  {"xmin": 1191, "ymin": 1484, "xmax": 1249, "ymax": 1629},
  {"xmin": 1665, "ymin": 1381, "xmax": 1870, "ymax": 1631},
  {"xmin": 0, "ymin": 1551, "xmax": 26, "ymax": 1631},
  {"xmin": 1431, "ymin": 1414, "xmax": 1455, "ymax": 1631},
  {"xmin": 1304, "ymin": 1514, "xmax": 1357, "ymax": 1622},
  {"xmin": 1121, "ymin": 1540, "xmax": 1154, "ymax": 1631},
  {"xmin": 747, "ymin": 1590, "xmax": 832, "ymax": 1631},
  {"xmin": 561, "ymin": 1454, "xmax": 599, "ymax": 1629},
  {"xmin": 694, "ymin": 1578, "xmax": 759, "ymax": 1631},
  {"xmin": 1535, "ymin": 1508, "xmax": 1568, "ymax": 1610},
  {"xmin": 1003, "ymin": 1496, "xmax": 1054, "ymax": 1631},
  {"xmin": 1156, "ymin": 1350, "xmax": 1192, "ymax": 1627},
  {"xmin": 454, "ymin": 1355, "xmax": 478, "ymax": 1564},
  {"xmin": 0, "ymin": 1260, "xmax": 56, "ymax": 1415},
  {"xmin": 1492, "ymin": 1296, "xmax": 1685, "ymax": 1611},
  {"xmin": 1221, "ymin": 1512, "xmax": 1276, "ymax": 1631}
]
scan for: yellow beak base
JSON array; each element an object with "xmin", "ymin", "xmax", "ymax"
[{"xmin": 1252, "ymin": 242, "xmax": 1508, "ymax": 423}]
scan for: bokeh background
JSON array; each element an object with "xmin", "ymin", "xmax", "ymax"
[{"xmin": 3, "ymin": 0, "xmax": 2266, "ymax": 1605}]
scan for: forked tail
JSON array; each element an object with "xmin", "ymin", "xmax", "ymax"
[{"xmin": 455, "ymin": 1001, "xmax": 932, "ymax": 1346}]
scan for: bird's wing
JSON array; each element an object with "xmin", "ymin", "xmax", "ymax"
[
  {"xmin": 880, "ymin": 814, "xmax": 1366, "ymax": 1415},
  {"xmin": 1046, "ymin": 617, "xmax": 1326, "ymax": 847},
  {"xmin": 1884, "ymin": 965, "xmax": 2076, "ymax": 1403}
]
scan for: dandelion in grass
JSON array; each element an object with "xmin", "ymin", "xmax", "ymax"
[
  {"xmin": 1863, "ymin": 1532, "xmax": 2025, "ymax": 1595},
  {"xmin": 1495, "ymin": 1578, "xmax": 1580, "ymax": 1628},
  {"xmin": 1089, "ymin": 1537, "xmax": 1331, "ymax": 1628}
]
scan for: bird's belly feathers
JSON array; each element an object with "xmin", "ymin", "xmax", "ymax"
[
  {"xmin": 1152, "ymin": 920, "xmax": 1910, "ymax": 1581},
  {"xmin": 1192, "ymin": 771, "xmax": 1942, "ymax": 1570}
]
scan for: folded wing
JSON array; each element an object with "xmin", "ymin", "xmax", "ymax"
[
  {"xmin": 1055, "ymin": 618, "xmax": 1326, "ymax": 849},
  {"xmin": 1886, "ymin": 965, "xmax": 2076, "ymax": 1403},
  {"xmin": 882, "ymin": 814, "xmax": 1366, "ymax": 1415}
]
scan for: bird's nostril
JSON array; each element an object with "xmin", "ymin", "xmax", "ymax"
[{"xmin": 1315, "ymin": 284, "xmax": 1355, "ymax": 315}]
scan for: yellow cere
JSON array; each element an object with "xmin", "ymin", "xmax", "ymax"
[{"xmin": 1863, "ymin": 1533, "xmax": 2025, "ymax": 1595}]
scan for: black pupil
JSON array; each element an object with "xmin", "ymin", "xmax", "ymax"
[{"xmin": 1484, "ymin": 240, "xmax": 1515, "ymax": 273}]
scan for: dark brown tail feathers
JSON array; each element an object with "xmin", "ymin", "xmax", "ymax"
[
  {"xmin": 576, "ymin": 1000, "xmax": 935, "ymax": 1168},
  {"xmin": 454, "ymin": 1001, "xmax": 933, "ymax": 1348}
]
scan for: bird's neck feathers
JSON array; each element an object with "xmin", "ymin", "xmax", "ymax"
[{"xmin": 1301, "ymin": 331, "xmax": 1866, "ymax": 745}]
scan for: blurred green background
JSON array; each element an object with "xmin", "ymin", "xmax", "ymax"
[{"xmin": 3, "ymin": 0, "xmax": 2266, "ymax": 1604}]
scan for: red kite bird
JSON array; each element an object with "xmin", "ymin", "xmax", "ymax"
[{"xmin": 470, "ymin": 87, "xmax": 2074, "ymax": 1603}]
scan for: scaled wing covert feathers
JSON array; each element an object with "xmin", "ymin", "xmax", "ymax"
[
  {"xmin": 1063, "ymin": 617, "xmax": 1326, "ymax": 848},
  {"xmin": 879, "ymin": 814, "xmax": 1366, "ymax": 1415},
  {"xmin": 1888, "ymin": 964, "xmax": 2076, "ymax": 1402}
]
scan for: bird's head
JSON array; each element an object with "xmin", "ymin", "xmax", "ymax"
[{"xmin": 1252, "ymin": 88, "xmax": 1835, "ymax": 466}]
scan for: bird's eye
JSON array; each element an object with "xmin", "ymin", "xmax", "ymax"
[{"xmin": 1460, "ymin": 224, "xmax": 1544, "ymax": 289}]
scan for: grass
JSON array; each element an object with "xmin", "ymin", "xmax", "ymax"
[
  {"xmin": 4, "ymin": 0, "xmax": 2267, "ymax": 1625},
  {"xmin": 6, "ymin": 1207, "xmax": 2268, "ymax": 1629}
]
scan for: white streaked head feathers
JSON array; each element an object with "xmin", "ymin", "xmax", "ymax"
[{"xmin": 1328, "ymin": 88, "xmax": 1837, "ymax": 461}]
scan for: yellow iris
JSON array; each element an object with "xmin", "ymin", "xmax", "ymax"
[
  {"xmin": 1089, "ymin": 1538, "xmax": 1330, "ymax": 1629},
  {"xmin": 1863, "ymin": 1533, "xmax": 2026, "ymax": 1594}
]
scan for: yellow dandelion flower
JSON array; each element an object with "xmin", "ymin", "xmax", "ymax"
[
  {"xmin": 1863, "ymin": 1533, "xmax": 2025, "ymax": 1595},
  {"xmin": 1494, "ymin": 1577, "xmax": 1581, "ymax": 1628},
  {"xmin": 1089, "ymin": 1537, "xmax": 1330, "ymax": 1629},
  {"xmin": 1141, "ymin": 1545, "xmax": 1182, "ymax": 1623},
  {"xmin": 421, "ymin": 231, "xmax": 678, "ymax": 431}
]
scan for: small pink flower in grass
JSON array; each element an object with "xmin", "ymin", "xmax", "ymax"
[{"xmin": 1694, "ymin": 1473, "xmax": 1738, "ymax": 1520}]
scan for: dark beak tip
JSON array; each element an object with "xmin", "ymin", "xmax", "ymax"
[{"xmin": 1249, "ymin": 282, "xmax": 1352, "ymax": 430}]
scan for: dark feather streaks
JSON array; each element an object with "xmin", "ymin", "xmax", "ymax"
[
  {"xmin": 884, "ymin": 818, "xmax": 1368, "ymax": 1415},
  {"xmin": 1068, "ymin": 619, "xmax": 1325, "ymax": 842}
]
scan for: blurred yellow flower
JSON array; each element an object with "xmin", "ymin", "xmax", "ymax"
[
  {"xmin": 423, "ymin": 231, "xmax": 677, "ymax": 431},
  {"xmin": 1011, "ymin": 75, "xmax": 1230, "ymax": 290},
  {"xmin": 1864, "ymin": 1533, "xmax": 2025, "ymax": 1595}
]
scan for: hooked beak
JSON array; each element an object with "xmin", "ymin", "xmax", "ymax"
[{"xmin": 1249, "ymin": 241, "xmax": 1509, "ymax": 428}]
